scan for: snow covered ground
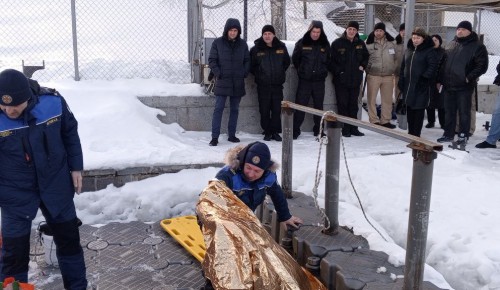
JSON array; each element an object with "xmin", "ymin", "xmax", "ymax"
[
  {"xmin": 20, "ymin": 79, "xmax": 497, "ymax": 290},
  {"xmin": 2, "ymin": 1, "xmax": 500, "ymax": 289}
]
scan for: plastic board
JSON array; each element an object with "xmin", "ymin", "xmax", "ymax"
[{"xmin": 160, "ymin": 215, "xmax": 206, "ymax": 262}]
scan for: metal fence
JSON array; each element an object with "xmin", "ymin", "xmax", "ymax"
[
  {"xmin": 371, "ymin": 3, "xmax": 500, "ymax": 56},
  {"xmin": 1, "ymin": 0, "xmax": 188, "ymax": 83},
  {"xmin": 201, "ymin": 1, "xmax": 350, "ymax": 44},
  {"xmin": 2, "ymin": 0, "xmax": 499, "ymax": 82}
]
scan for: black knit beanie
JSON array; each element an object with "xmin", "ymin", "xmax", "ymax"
[
  {"xmin": 347, "ymin": 21, "xmax": 359, "ymax": 31},
  {"xmin": 0, "ymin": 69, "xmax": 33, "ymax": 106},
  {"xmin": 457, "ymin": 20, "xmax": 472, "ymax": 32},
  {"xmin": 262, "ymin": 25, "xmax": 276, "ymax": 35},
  {"xmin": 374, "ymin": 22, "xmax": 386, "ymax": 32},
  {"xmin": 239, "ymin": 142, "xmax": 273, "ymax": 170}
]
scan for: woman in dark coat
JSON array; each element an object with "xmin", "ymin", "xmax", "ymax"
[
  {"xmin": 398, "ymin": 28, "xmax": 438, "ymax": 137},
  {"xmin": 425, "ymin": 34, "xmax": 447, "ymax": 129}
]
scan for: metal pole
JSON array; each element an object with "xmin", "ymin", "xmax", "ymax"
[
  {"xmin": 70, "ymin": 0, "xmax": 80, "ymax": 81},
  {"xmin": 281, "ymin": 106, "xmax": 294, "ymax": 198},
  {"xmin": 243, "ymin": 0, "xmax": 248, "ymax": 41},
  {"xmin": 401, "ymin": 5, "xmax": 405, "ymax": 25},
  {"xmin": 188, "ymin": 0, "xmax": 193, "ymax": 65},
  {"xmin": 282, "ymin": 0, "xmax": 287, "ymax": 40},
  {"xmin": 404, "ymin": 0, "xmax": 416, "ymax": 45},
  {"xmin": 426, "ymin": 5, "xmax": 430, "ymax": 32},
  {"xmin": 324, "ymin": 121, "xmax": 342, "ymax": 234},
  {"xmin": 188, "ymin": 0, "xmax": 201, "ymax": 84},
  {"xmin": 364, "ymin": 4, "xmax": 374, "ymax": 35},
  {"xmin": 303, "ymin": 0, "xmax": 307, "ymax": 19},
  {"xmin": 477, "ymin": 9, "xmax": 482, "ymax": 35},
  {"xmin": 403, "ymin": 148, "xmax": 437, "ymax": 290}
]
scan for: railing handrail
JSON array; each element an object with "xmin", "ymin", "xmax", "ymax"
[
  {"xmin": 282, "ymin": 101, "xmax": 443, "ymax": 152},
  {"xmin": 280, "ymin": 100, "xmax": 438, "ymax": 290}
]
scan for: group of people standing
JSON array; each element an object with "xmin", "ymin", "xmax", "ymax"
[
  {"xmin": 207, "ymin": 18, "xmax": 369, "ymax": 145},
  {"xmin": 207, "ymin": 18, "xmax": 497, "ymax": 149},
  {"xmin": 397, "ymin": 20, "xmax": 489, "ymax": 145}
]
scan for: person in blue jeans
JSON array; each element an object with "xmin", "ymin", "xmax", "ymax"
[
  {"xmin": 208, "ymin": 18, "xmax": 250, "ymax": 146},
  {"xmin": 476, "ymin": 61, "xmax": 500, "ymax": 149}
]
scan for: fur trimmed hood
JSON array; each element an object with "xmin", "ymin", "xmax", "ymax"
[{"xmin": 223, "ymin": 144, "xmax": 279, "ymax": 172}]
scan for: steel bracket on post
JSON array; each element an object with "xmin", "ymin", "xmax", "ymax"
[{"xmin": 408, "ymin": 142, "xmax": 437, "ymax": 164}]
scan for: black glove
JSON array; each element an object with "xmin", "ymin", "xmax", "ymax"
[{"xmin": 494, "ymin": 75, "xmax": 500, "ymax": 86}]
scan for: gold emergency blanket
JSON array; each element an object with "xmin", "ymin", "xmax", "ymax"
[{"xmin": 196, "ymin": 180, "xmax": 326, "ymax": 290}]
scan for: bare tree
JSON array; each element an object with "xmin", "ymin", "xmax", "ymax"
[{"xmin": 270, "ymin": 0, "xmax": 286, "ymax": 39}]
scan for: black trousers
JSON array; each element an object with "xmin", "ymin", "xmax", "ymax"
[
  {"xmin": 257, "ymin": 85, "xmax": 283, "ymax": 134},
  {"xmin": 293, "ymin": 79, "xmax": 325, "ymax": 135},
  {"xmin": 407, "ymin": 106, "xmax": 425, "ymax": 137},
  {"xmin": 334, "ymin": 82, "xmax": 360, "ymax": 132},
  {"xmin": 426, "ymin": 107, "xmax": 445, "ymax": 127},
  {"xmin": 443, "ymin": 88, "xmax": 474, "ymax": 138}
]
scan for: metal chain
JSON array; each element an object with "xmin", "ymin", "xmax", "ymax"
[
  {"xmin": 311, "ymin": 111, "xmax": 335, "ymax": 231},
  {"xmin": 310, "ymin": 111, "xmax": 389, "ymax": 242},
  {"xmin": 340, "ymin": 135, "xmax": 389, "ymax": 242}
]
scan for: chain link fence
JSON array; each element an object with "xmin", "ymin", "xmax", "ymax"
[
  {"xmin": 2, "ymin": 0, "xmax": 499, "ymax": 82},
  {"xmin": 201, "ymin": 0, "xmax": 337, "ymax": 43},
  {"xmin": 2, "ymin": 1, "xmax": 74, "ymax": 81},
  {"xmin": 1, "ymin": 0, "xmax": 188, "ymax": 83},
  {"xmin": 371, "ymin": 3, "xmax": 499, "ymax": 77}
]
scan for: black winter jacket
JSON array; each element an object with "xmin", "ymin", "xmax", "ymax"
[
  {"xmin": 429, "ymin": 46, "xmax": 447, "ymax": 109},
  {"xmin": 434, "ymin": 47, "xmax": 446, "ymax": 84},
  {"xmin": 329, "ymin": 32, "xmax": 369, "ymax": 88},
  {"xmin": 399, "ymin": 36, "xmax": 438, "ymax": 109},
  {"xmin": 250, "ymin": 37, "xmax": 291, "ymax": 86},
  {"xmin": 292, "ymin": 27, "xmax": 330, "ymax": 81},
  {"xmin": 208, "ymin": 18, "xmax": 250, "ymax": 97},
  {"xmin": 494, "ymin": 61, "xmax": 500, "ymax": 86},
  {"xmin": 441, "ymin": 32, "xmax": 488, "ymax": 91}
]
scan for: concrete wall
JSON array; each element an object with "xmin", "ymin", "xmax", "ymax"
[
  {"xmin": 139, "ymin": 68, "xmax": 337, "ymax": 134},
  {"xmin": 478, "ymin": 84, "xmax": 498, "ymax": 114},
  {"xmin": 138, "ymin": 68, "xmax": 496, "ymax": 134},
  {"xmin": 82, "ymin": 163, "xmax": 223, "ymax": 192}
]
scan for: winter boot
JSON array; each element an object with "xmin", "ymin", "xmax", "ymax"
[
  {"xmin": 209, "ymin": 138, "xmax": 218, "ymax": 146},
  {"xmin": 350, "ymin": 127, "xmax": 365, "ymax": 137}
]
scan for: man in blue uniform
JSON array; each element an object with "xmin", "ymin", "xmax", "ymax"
[
  {"xmin": 215, "ymin": 142, "xmax": 302, "ymax": 228},
  {"xmin": 0, "ymin": 69, "xmax": 87, "ymax": 289}
]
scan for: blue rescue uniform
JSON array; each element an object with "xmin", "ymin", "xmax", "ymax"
[
  {"xmin": 0, "ymin": 92, "xmax": 87, "ymax": 288},
  {"xmin": 215, "ymin": 166, "xmax": 291, "ymax": 222}
]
